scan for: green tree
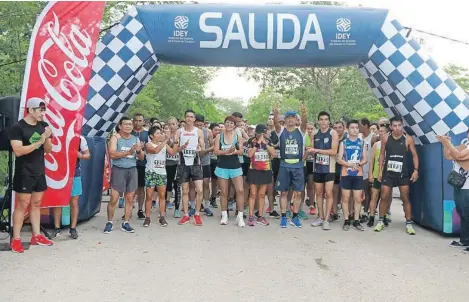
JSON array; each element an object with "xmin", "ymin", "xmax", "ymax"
[
  {"xmin": 245, "ymin": 88, "xmax": 301, "ymax": 124},
  {"xmin": 444, "ymin": 64, "xmax": 469, "ymax": 93}
]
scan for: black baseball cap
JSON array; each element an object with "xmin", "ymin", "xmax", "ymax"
[
  {"xmin": 195, "ymin": 114, "xmax": 205, "ymax": 122},
  {"xmin": 255, "ymin": 124, "xmax": 267, "ymax": 134}
]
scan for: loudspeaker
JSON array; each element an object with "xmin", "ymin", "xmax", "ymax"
[{"xmin": 0, "ymin": 96, "xmax": 21, "ymax": 151}]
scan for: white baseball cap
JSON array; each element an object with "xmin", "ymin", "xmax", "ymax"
[{"xmin": 27, "ymin": 98, "xmax": 46, "ymax": 109}]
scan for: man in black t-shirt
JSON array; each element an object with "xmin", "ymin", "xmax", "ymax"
[{"xmin": 9, "ymin": 98, "xmax": 53, "ymax": 253}]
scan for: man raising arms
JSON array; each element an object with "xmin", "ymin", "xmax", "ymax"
[{"xmin": 9, "ymin": 99, "xmax": 53, "ymax": 252}]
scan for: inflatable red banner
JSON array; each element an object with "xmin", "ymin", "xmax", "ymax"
[
  {"xmin": 18, "ymin": 1, "xmax": 105, "ymax": 207},
  {"xmin": 102, "ymin": 148, "xmax": 111, "ymax": 192}
]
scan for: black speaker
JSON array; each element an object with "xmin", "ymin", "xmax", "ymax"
[{"xmin": 0, "ymin": 96, "xmax": 21, "ymax": 151}]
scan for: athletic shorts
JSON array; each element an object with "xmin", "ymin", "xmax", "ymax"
[
  {"xmin": 137, "ymin": 165, "xmax": 145, "ymax": 187},
  {"xmin": 334, "ymin": 172, "xmax": 341, "ymax": 184},
  {"xmin": 340, "ymin": 176, "xmax": 364, "ymax": 190},
  {"xmin": 313, "ymin": 173, "xmax": 335, "ymax": 184},
  {"xmin": 372, "ymin": 178, "xmax": 381, "ymax": 190},
  {"xmin": 145, "ymin": 171, "xmax": 167, "ymax": 188},
  {"xmin": 210, "ymin": 162, "xmax": 217, "ymax": 179},
  {"xmin": 247, "ymin": 169, "xmax": 272, "ymax": 185},
  {"xmin": 271, "ymin": 158, "xmax": 280, "ymax": 182},
  {"xmin": 306, "ymin": 161, "xmax": 315, "ymax": 175},
  {"xmin": 111, "ymin": 166, "xmax": 138, "ymax": 193},
  {"xmin": 202, "ymin": 165, "xmax": 211, "ymax": 179},
  {"xmin": 276, "ymin": 166, "xmax": 304, "ymax": 192},
  {"xmin": 381, "ymin": 174, "xmax": 410, "ymax": 188},
  {"xmin": 215, "ymin": 167, "xmax": 243, "ymax": 180},
  {"xmin": 71, "ymin": 176, "xmax": 83, "ymax": 197},
  {"xmin": 178, "ymin": 165, "xmax": 203, "ymax": 183},
  {"xmin": 242, "ymin": 162, "xmax": 250, "ymax": 177},
  {"xmin": 13, "ymin": 174, "xmax": 47, "ymax": 194}
]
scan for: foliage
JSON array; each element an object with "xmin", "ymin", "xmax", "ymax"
[{"xmin": 444, "ymin": 64, "xmax": 469, "ymax": 93}]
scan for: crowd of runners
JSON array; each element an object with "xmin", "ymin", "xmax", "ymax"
[{"xmin": 99, "ymin": 105, "xmax": 420, "ymax": 235}]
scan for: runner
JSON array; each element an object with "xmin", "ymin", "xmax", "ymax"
[
  {"xmin": 195, "ymin": 114, "xmax": 214, "ymax": 216},
  {"xmin": 310, "ymin": 111, "xmax": 339, "ymax": 230},
  {"xmin": 9, "ymin": 98, "xmax": 53, "ymax": 252},
  {"xmin": 246, "ymin": 124, "xmax": 277, "ymax": 226},
  {"xmin": 209, "ymin": 123, "xmax": 221, "ymax": 208},
  {"xmin": 143, "ymin": 126, "xmax": 177, "ymax": 227},
  {"xmin": 165, "ymin": 117, "xmax": 181, "ymax": 218},
  {"xmin": 337, "ymin": 120, "xmax": 367, "ymax": 231},
  {"xmin": 214, "ymin": 115, "xmax": 245, "ymax": 227},
  {"xmin": 304, "ymin": 122, "xmax": 316, "ymax": 216},
  {"xmin": 273, "ymin": 103, "xmax": 307, "ymax": 228},
  {"xmin": 332, "ymin": 120, "xmax": 347, "ymax": 222},
  {"xmin": 266, "ymin": 113, "xmax": 281, "ymax": 219},
  {"xmin": 359, "ymin": 118, "xmax": 374, "ymax": 222},
  {"xmin": 176, "ymin": 110, "xmax": 205, "ymax": 226},
  {"xmin": 131, "ymin": 113, "xmax": 149, "ymax": 220},
  {"xmin": 376, "ymin": 116, "xmax": 419, "ymax": 234},
  {"xmin": 367, "ymin": 123, "xmax": 389, "ymax": 227},
  {"xmin": 370, "ymin": 123, "xmax": 379, "ymax": 136}
]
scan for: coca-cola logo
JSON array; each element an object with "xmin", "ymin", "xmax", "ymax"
[{"xmin": 29, "ymin": 12, "xmax": 93, "ymax": 189}]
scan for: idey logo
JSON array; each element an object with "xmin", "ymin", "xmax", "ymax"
[
  {"xmin": 336, "ymin": 18, "xmax": 351, "ymax": 32},
  {"xmin": 174, "ymin": 16, "xmax": 189, "ymax": 29}
]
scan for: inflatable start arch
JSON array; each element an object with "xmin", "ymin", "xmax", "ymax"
[{"xmin": 81, "ymin": 4, "xmax": 469, "ymax": 234}]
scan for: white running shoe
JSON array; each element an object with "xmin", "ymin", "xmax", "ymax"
[
  {"xmin": 220, "ymin": 214, "xmax": 228, "ymax": 225},
  {"xmin": 311, "ymin": 218, "xmax": 324, "ymax": 227},
  {"xmin": 236, "ymin": 216, "xmax": 245, "ymax": 228}
]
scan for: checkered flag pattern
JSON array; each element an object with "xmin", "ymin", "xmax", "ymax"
[
  {"xmin": 359, "ymin": 14, "xmax": 469, "ymax": 145},
  {"xmin": 82, "ymin": 6, "xmax": 159, "ymax": 137}
]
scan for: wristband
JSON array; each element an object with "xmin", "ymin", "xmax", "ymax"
[{"xmin": 414, "ymin": 168, "xmax": 418, "ymax": 172}]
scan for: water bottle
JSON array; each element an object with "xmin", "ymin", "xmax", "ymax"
[{"xmin": 61, "ymin": 205, "xmax": 71, "ymax": 226}]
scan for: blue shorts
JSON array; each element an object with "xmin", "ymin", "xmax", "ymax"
[
  {"xmin": 215, "ymin": 167, "xmax": 243, "ymax": 180},
  {"xmin": 71, "ymin": 176, "xmax": 82, "ymax": 197},
  {"xmin": 340, "ymin": 176, "xmax": 364, "ymax": 190},
  {"xmin": 275, "ymin": 167, "xmax": 304, "ymax": 192}
]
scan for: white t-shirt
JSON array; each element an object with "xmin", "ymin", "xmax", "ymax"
[
  {"xmin": 180, "ymin": 127, "xmax": 199, "ymax": 166},
  {"xmin": 79, "ymin": 135, "xmax": 89, "ymax": 152},
  {"xmin": 145, "ymin": 142, "xmax": 167, "ymax": 175}
]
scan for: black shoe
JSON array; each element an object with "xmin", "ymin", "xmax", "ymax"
[
  {"xmin": 137, "ymin": 210, "xmax": 145, "ymax": 220},
  {"xmin": 367, "ymin": 216, "xmax": 375, "ymax": 227},
  {"xmin": 329, "ymin": 213, "xmax": 339, "ymax": 222},
  {"xmin": 209, "ymin": 197, "xmax": 218, "ymax": 208},
  {"xmin": 51, "ymin": 228, "xmax": 61, "ymax": 239},
  {"xmin": 342, "ymin": 220, "xmax": 351, "ymax": 231},
  {"xmin": 269, "ymin": 210, "xmax": 280, "ymax": 219},
  {"xmin": 359, "ymin": 214, "xmax": 369, "ymax": 223},
  {"xmin": 305, "ymin": 197, "xmax": 311, "ymax": 207},
  {"xmin": 449, "ymin": 241, "xmax": 469, "ymax": 248},
  {"xmin": 353, "ymin": 220, "xmax": 364, "ymax": 231},
  {"xmin": 69, "ymin": 228, "xmax": 78, "ymax": 239},
  {"xmin": 384, "ymin": 217, "xmax": 389, "ymax": 227}
]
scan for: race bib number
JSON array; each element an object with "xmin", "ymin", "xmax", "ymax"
[
  {"xmin": 243, "ymin": 146, "xmax": 249, "ymax": 157},
  {"xmin": 255, "ymin": 151, "xmax": 269, "ymax": 162},
  {"xmin": 183, "ymin": 148, "xmax": 196, "ymax": 158},
  {"xmin": 306, "ymin": 153, "xmax": 315, "ymax": 162},
  {"xmin": 120, "ymin": 146, "xmax": 134, "ymax": 159},
  {"xmin": 221, "ymin": 144, "xmax": 232, "ymax": 152},
  {"xmin": 167, "ymin": 153, "xmax": 179, "ymax": 161},
  {"xmin": 316, "ymin": 154, "xmax": 330, "ymax": 165},
  {"xmin": 387, "ymin": 160, "xmax": 403, "ymax": 173},
  {"xmin": 285, "ymin": 144, "xmax": 298, "ymax": 155},
  {"xmin": 153, "ymin": 159, "xmax": 166, "ymax": 168}
]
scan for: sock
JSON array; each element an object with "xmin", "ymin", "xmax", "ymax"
[
  {"xmin": 185, "ymin": 213, "xmax": 189, "ymax": 217},
  {"xmin": 237, "ymin": 211, "xmax": 243, "ymax": 218},
  {"xmin": 379, "ymin": 216, "xmax": 384, "ymax": 222},
  {"xmin": 222, "ymin": 210, "xmax": 228, "ymax": 217},
  {"xmin": 195, "ymin": 211, "xmax": 200, "ymax": 216},
  {"xmin": 406, "ymin": 220, "xmax": 412, "ymax": 225},
  {"xmin": 281, "ymin": 213, "xmax": 286, "ymax": 217},
  {"xmin": 292, "ymin": 212, "xmax": 298, "ymax": 218}
]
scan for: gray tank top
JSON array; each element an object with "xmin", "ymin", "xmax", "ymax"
[
  {"xmin": 200, "ymin": 128, "xmax": 210, "ymax": 166},
  {"xmin": 113, "ymin": 135, "xmax": 138, "ymax": 169}
]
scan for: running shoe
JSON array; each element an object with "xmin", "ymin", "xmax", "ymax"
[
  {"xmin": 248, "ymin": 216, "xmax": 255, "ymax": 226},
  {"xmin": 137, "ymin": 210, "xmax": 145, "ymax": 220},
  {"xmin": 235, "ymin": 210, "xmax": 247, "ymax": 219},
  {"xmin": 194, "ymin": 214, "xmax": 203, "ymax": 226},
  {"xmin": 104, "ymin": 222, "xmax": 113, "ymax": 234},
  {"xmin": 174, "ymin": 209, "xmax": 181, "ymax": 218},
  {"xmin": 204, "ymin": 207, "xmax": 214, "ymax": 216},
  {"xmin": 236, "ymin": 216, "xmax": 245, "ymax": 228},
  {"xmin": 30, "ymin": 234, "xmax": 53, "ymax": 246},
  {"xmin": 10, "ymin": 238, "xmax": 24, "ymax": 253},
  {"xmin": 152, "ymin": 200, "xmax": 156, "ymax": 208},
  {"xmin": 121, "ymin": 222, "xmax": 135, "ymax": 233},
  {"xmin": 143, "ymin": 217, "xmax": 151, "ymax": 227},
  {"xmin": 280, "ymin": 216, "xmax": 288, "ymax": 228},
  {"xmin": 159, "ymin": 216, "xmax": 168, "ymax": 227},
  {"xmin": 328, "ymin": 213, "xmax": 339, "ymax": 222},
  {"xmin": 309, "ymin": 206, "xmax": 316, "ymax": 216},
  {"xmin": 353, "ymin": 221, "xmax": 364, "ymax": 231},
  {"xmin": 290, "ymin": 216, "xmax": 302, "ymax": 228},
  {"xmin": 359, "ymin": 214, "xmax": 368, "ymax": 223},
  {"xmin": 322, "ymin": 221, "xmax": 331, "ymax": 231},
  {"xmin": 166, "ymin": 202, "xmax": 173, "ymax": 209},
  {"xmin": 178, "ymin": 215, "xmax": 191, "ymax": 225},
  {"xmin": 406, "ymin": 224, "xmax": 416, "ymax": 235},
  {"xmin": 209, "ymin": 197, "xmax": 218, "ymax": 208},
  {"xmin": 256, "ymin": 217, "xmax": 269, "ymax": 226},
  {"xmin": 69, "ymin": 228, "xmax": 78, "ymax": 239},
  {"xmin": 220, "ymin": 214, "xmax": 228, "ymax": 225},
  {"xmin": 374, "ymin": 221, "xmax": 385, "ymax": 232},
  {"xmin": 286, "ymin": 209, "xmax": 292, "ymax": 219},
  {"xmin": 269, "ymin": 210, "xmax": 280, "ymax": 219},
  {"xmin": 449, "ymin": 241, "xmax": 469, "ymax": 248},
  {"xmin": 311, "ymin": 218, "xmax": 324, "ymax": 227},
  {"xmin": 50, "ymin": 228, "xmax": 61, "ymax": 239},
  {"xmin": 367, "ymin": 216, "xmax": 375, "ymax": 228},
  {"xmin": 118, "ymin": 197, "xmax": 125, "ymax": 208},
  {"xmin": 342, "ymin": 220, "xmax": 351, "ymax": 231},
  {"xmin": 298, "ymin": 209, "xmax": 308, "ymax": 220}
]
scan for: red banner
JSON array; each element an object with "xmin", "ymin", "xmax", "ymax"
[
  {"xmin": 18, "ymin": 1, "xmax": 105, "ymax": 207},
  {"xmin": 102, "ymin": 148, "xmax": 111, "ymax": 192}
]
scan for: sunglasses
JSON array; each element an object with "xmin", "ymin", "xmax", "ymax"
[{"xmin": 379, "ymin": 124, "xmax": 389, "ymax": 127}]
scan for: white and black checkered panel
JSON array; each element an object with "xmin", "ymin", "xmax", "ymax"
[
  {"xmin": 362, "ymin": 14, "xmax": 469, "ymax": 144},
  {"xmin": 83, "ymin": 6, "xmax": 156, "ymax": 135},
  {"xmin": 83, "ymin": 55, "xmax": 160, "ymax": 137}
]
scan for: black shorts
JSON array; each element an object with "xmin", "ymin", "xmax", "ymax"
[
  {"xmin": 14, "ymin": 174, "xmax": 47, "ymax": 194},
  {"xmin": 242, "ymin": 162, "xmax": 250, "ymax": 177},
  {"xmin": 306, "ymin": 161, "xmax": 315, "ymax": 175},
  {"xmin": 177, "ymin": 165, "xmax": 203, "ymax": 183},
  {"xmin": 210, "ymin": 162, "xmax": 217, "ymax": 179},
  {"xmin": 313, "ymin": 173, "xmax": 335, "ymax": 184},
  {"xmin": 340, "ymin": 176, "xmax": 364, "ymax": 190},
  {"xmin": 381, "ymin": 175, "xmax": 410, "ymax": 188},
  {"xmin": 137, "ymin": 165, "xmax": 145, "ymax": 187},
  {"xmin": 271, "ymin": 158, "xmax": 280, "ymax": 182},
  {"xmin": 247, "ymin": 169, "xmax": 272, "ymax": 185},
  {"xmin": 334, "ymin": 172, "xmax": 341, "ymax": 184},
  {"xmin": 372, "ymin": 178, "xmax": 381, "ymax": 190},
  {"xmin": 202, "ymin": 165, "xmax": 211, "ymax": 179}
]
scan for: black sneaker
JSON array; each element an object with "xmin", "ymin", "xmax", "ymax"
[
  {"xmin": 143, "ymin": 217, "xmax": 151, "ymax": 227},
  {"xmin": 209, "ymin": 197, "xmax": 218, "ymax": 208},
  {"xmin": 159, "ymin": 216, "xmax": 168, "ymax": 227},
  {"xmin": 255, "ymin": 211, "xmax": 260, "ymax": 218},
  {"xmin": 329, "ymin": 213, "xmax": 339, "ymax": 222},
  {"xmin": 269, "ymin": 210, "xmax": 280, "ymax": 219},
  {"xmin": 69, "ymin": 228, "xmax": 78, "ymax": 239},
  {"xmin": 342, "ymin": 220, "xmax": 351, "ymax": 231},
  {"xmin": 359, "ymin": 214, "xmax": 368, "ymax": 223},
  {"xmin": 367, "ymin": 216, "xmax": 375, "ymax": 227},
  {"xmin": 353, "ymin": 220, "xmax": 364, "ymax": 231},
  {"xmin": 384, "ymin": 217, "xmax": 389, "ymax": 227},
  {"xmin": 50, "ymin": 228, "xmax": 61, "ymax": 239},
  {"xmin": 137, "ymin": 210, "xmax": 145, "ymax": 220},
  {"xmin": 305, "ymin": 197, "xmax": 311, "ymax": 207},
  {"xmin": 449, "ymin": 241, "xmax": 469, "ymax": 248}
]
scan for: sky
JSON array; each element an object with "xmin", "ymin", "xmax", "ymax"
[{"xmin": 203, "ymin": 0, "xmax": 469, "ymax": 103}]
